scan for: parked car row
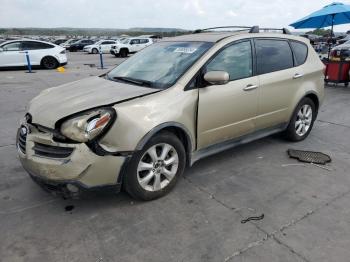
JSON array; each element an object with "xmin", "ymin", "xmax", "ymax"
[
  {"xmin": 79, "ymin": 37, "xmax": 154, "ymax": 57},
  {"xmin": 0, "ymin": 35, "xmax": 156, "ymax": 69}
]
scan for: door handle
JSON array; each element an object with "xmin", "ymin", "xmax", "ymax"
[
  {"xmin": 243, "ymin": 84, "xmax": 258, "ymax": 91},
  {"xmin": 293, "ymin": 73, "xmax": 304, "ymax": 79}
]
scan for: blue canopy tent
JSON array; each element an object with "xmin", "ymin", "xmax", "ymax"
[{"xmin": 290, "ymin": 2, "xmax": 350, "ymax": 58}]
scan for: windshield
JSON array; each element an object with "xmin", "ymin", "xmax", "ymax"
[
  {"xmin": 121, "ymin": 38, "xmax": 130, "ymax": 44},
  {"xmin": 107, "ymin": 41, "xmax": 213, "ymax": 89},
  {"xmin": 94, "ymin": 40, "xmax": 103, "ymax": 45}
]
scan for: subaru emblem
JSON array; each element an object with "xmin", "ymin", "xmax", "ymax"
[{"xmin": 21, "ymin": 127, "xmax": 27, "ymax": 136}]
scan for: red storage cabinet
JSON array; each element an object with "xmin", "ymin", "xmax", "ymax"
[{"xmin": 325, "ymin": 61, "xmax": 350, "ymax": 85}]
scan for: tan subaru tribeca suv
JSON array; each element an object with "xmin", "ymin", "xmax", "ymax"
[{"xmin": 17, "ymin": 26, "xmax": 324, "ymax": 200}]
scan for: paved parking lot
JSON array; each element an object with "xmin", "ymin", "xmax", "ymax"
[{"xmin": 1, "ymin": 52, "xmax": 350, "ymax": 262}]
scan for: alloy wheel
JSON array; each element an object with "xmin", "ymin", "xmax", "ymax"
[
  {"xmin": 137, "ymin": 143, "xmax": 179, "ymax": 192},
  {"xmin": 295, "ymin": 104, "xmax": 313, "ymax": 136}
]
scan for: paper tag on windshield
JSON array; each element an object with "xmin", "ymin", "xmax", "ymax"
[{"xmin": 174, "ymin": 47, "xmax": 197, "ymax": 54}]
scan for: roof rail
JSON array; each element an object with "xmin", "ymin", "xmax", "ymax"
[
  {"xmin": 193, "ymin": 26, "xmax": 291, "ymax": 35},
  {"xmin": 249, "ymin": 26, "xmax": 260, "ymax": 33},
  {"xmin": 194, "ymin": 26, "xmax": 254, "ymax": 34},
  {"xmin": 253, "ymin": 26, "xmax": 292, "ymax": 35}
]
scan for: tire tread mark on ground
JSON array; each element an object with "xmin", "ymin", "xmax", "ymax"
[
  {"xmin": 183, "ymin": 176, "xmax": 350, "ymax": 262},
  {"xmin": 0, "ymin": 143, "xmax": 15, "ymax": 148},
  {"xmin": 317, "ymin": 119, "xmax": 350, "ymax": 129},
  {"xmin": 0, "ymin": 199, "xmax": 58, "ymax": 215},
  {"xmin": 224, "ymin": 188, "xmax": 350, "ymax": 261}
]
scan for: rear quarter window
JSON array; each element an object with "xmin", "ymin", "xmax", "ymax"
[
  {"xmin": 256, "ymin": 39, "xmax": 294, "ymax": 75},
  {"xmin": 290, "ymin": 41, "xmax": 308, "ymax": 66}
]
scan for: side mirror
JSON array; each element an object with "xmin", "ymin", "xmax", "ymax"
[{"xmin": 204, "ymin": 71, "xmax": 229, "ymax": 85}]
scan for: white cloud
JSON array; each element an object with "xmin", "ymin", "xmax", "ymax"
[
  {"xmin": 184, "ymin": 0, "xmax": 206, "ymax": 16},
  {"xmin": 1, "ymin": 0, "xmax": 350, "ymax": 31},
  {"xmin": 226, "ymin": 10, "xmax": 238, "ymax": 17}
]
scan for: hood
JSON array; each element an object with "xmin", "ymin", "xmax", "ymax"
[
  {"xmin": 332, "ymin": 44, "xmax": 350, "ymax": 50},
  {"xmin": 28, "ymin": 76, "xmax": 158, "ymax": 128}
]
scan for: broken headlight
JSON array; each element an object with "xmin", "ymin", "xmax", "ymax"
[{"xmin": 60, "ymin": 108, "xmax": 116, "ymax": 142}]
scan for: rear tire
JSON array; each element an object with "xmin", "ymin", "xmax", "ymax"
[
  {"xmin": 284, "ymin": 97, "xmax": 316, "ymax": 142},
  {"xmin": 41, "ymin": 56, "xmax": 59, "ymax": 69},
  {"xmin": 124, "ymin": 131, "xmax": 186, "ymax": 201}
]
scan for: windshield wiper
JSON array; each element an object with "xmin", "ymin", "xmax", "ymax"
[{"xmin": 112, "ymin": 76, "xmax": 153, "ymax": 87}]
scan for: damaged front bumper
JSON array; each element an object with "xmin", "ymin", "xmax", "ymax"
[{"xmin": 17, "ymin": 123, "xmax": 127, "ymax": 197}]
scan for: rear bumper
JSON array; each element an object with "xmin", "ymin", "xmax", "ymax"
[
  {"xmin": 17, "ymin": 124, "xmax": 127, "ymax": 196},
  {"xmin": 56, "ymin": 54, "xmax": 68, "ymax": 64}
]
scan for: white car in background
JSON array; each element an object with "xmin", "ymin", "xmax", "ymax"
[
  {"xmin": 83, "ymin": 40, "xmax": 118, "ymax": 54},
  {"xmin": 110, "ymin": 37, "xmax": 153, "ymax": 57},
  {"xmin": 0, "ymin": 40, "xmax": 67, "ymax": 69}
]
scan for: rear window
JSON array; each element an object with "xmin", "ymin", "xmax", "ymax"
[
  {"xmin": 291, "ymin": 41, "xmax": 308, "ymax": 66},
  {"xmin": 256, "ymin": 39, "xmax": 294, "ymax": 75}
]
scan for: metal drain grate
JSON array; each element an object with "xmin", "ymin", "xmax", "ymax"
[{"xmin": 287, "ymin": 149, "xmax": 331, "ymax": 165}]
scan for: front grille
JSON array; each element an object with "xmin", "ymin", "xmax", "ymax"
[
  {"xmin": 112, "ymin": 46, "xmax": 116, "ymax": 49},
  {"xmin": 33, "ymin": 142, "xmax": 74, "ymax": 159},
  {"xmin": 17, "ymin": 126, "xmax": 28, "ymax": 154}
]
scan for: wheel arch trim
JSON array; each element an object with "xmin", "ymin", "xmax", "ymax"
[
  {"xmin": 288, "ymin": 91, "xmax": 320, "ymax": 125},
  {"xmin": 135, "ymin": 122, "xmax": 194, "ymax": 155}
]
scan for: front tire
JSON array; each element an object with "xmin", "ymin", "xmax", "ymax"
[
  {"xmin": 92, "ymin": 48, "xmax": 99, "ymax": 54},
  {"xmin": 119, "ymin": 49, "xmax": 128, "ymax": 58},
  {"xmin": 284, "ymin": 97, "xmax": 316, "ymax": 141},
  {"xmin": 124, "ymin": 132, "xmax": 186, "ymax": 201},
  {"xmin": 41, "ymin": 56, "xmax": 59, "ymax": 69}
]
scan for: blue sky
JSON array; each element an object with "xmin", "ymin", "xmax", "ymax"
[{"xmin": 1, "ymin": 0, "xmax": 350, "ymax": 31}]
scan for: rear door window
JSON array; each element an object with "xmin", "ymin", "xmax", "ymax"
[
  {"xmin": 255, "ymin": 39, "xmax": 294, "ymax": 74},
  {"xmin": 206, "ymin": 41, "xmax": 253, "ymax": 81},
  {"xmin": 21, "ymin": 41, "xmax": 54, "ymax": 50},
  {"xmin": 290, "ymin": 41, "xmax": 308, "ymax": 66}
]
